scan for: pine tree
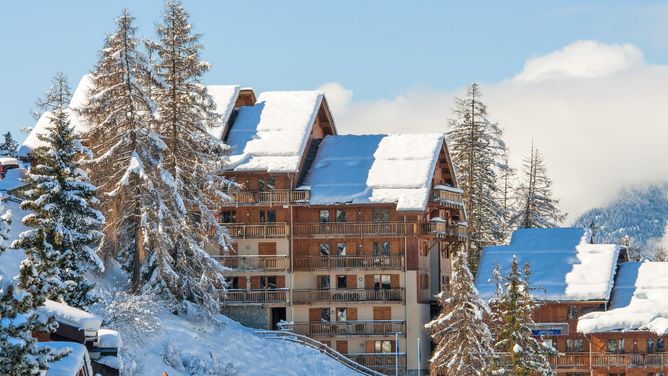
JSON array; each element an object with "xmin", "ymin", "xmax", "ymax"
[
  {"xmin": 446, "ymin": 83, "xmax": 508, "ymax": 272},
  {"xmin": 509, "ymin": 144, "xmax": 566, "ymax": 230},
  {"xmin": 426, "ymin": 250, "xmax": 494, "ymax": 376},
  {"xmin": 14, "ymin": 73, "xmax": 104, "ymax": 308},
  {"xmin": 78, "ymin": 10, "xmax": 166, "ymax": 294},
  {"xmin": 0, "ymin": 201, "xmax": 61, "ymax": 375},
  {"xmin": 493, "ymin": 257, "xmax": 554, "ymax": 375},
  {"xmin": 144, "ymin": 0, "xmax": 234, "ymax": 309},
  {"xmin": 0, "ymin": 132, "xmax": 18, "ymax": 157}
]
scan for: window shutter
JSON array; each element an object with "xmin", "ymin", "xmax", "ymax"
[{"xmin": 390, "ymin": 274, "xmax": 400, "ymax": 289}]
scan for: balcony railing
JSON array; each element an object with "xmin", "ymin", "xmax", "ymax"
[
  {"xmin": 496, "ymin": 352, "xmax": 668, "ymax": 370},
  {"xmin": 293, "ymin": 222, "xmax": 415, "ymax": 238},
  {"xmin": 221, "ymin": 189, "xmax": 310, "ymax": 206},
  {"xmin": 223, "ymin": 223, "xmax": 289, "ymax": 239},
  {"xmin": 212, "ymin": 255, "xmax": 289, "ymax": 272},
  {"xmin": 347, "ymin": 353, "xmax": 407, "ymax": 374},
  {"xmin": 292, "ymin": 288, "xmax": 404, "ymax": 304},
  {"xmin": 292, "ymin": 320, "xmax": 405, "ymax": 336},
  {"xmin": 431, "ymin": 188, "xmax": 464, "ymax": 207},
  {"xmin": 221, "ymin": 289, "xmax": 289, "ymax": 304},
  {"xmin": 293, "ymin": 256, "xmax": 404, "ymax": 271},
  {"xmin": 420, "ymin": 221, "xmax": 467, "ymax": 240}
]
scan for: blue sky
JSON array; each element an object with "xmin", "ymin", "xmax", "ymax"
[{"xmin": 1, "ymin": 0, "xmax": 667, "ymax": 139}]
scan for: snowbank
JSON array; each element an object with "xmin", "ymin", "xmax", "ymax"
[
  {"xmin": 578, "ymin": 262, "xmax": 668, "ymax": 334},
  {"xmin": 39, "ymin": 299, "xmax": 102, "ymax": 331},
  {"xmin": 305, "ymin": 133, "xmax": 444, "ymax": 211},
  {"xmin": 475, "ymin": 227, "xmax": 620, "ymax": 301},
  {"xmin": 226, "ymin": 91, "xmax": 323, "ymax": 172}
]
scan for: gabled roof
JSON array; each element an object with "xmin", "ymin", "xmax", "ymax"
[
  {"xmin": 225, "ymin": 91, "xmax": 325, "ymax": 173},
  {"xmin": 578, "ymin": 262, "xmax": 668, "ymax": 335},
  {"xmin": 18, "ymin": 75, "xmax": 94, "ymax": 158},
  {"xmin": 303, "ymin": 133, "xmax": 444, "ymax": 212},
  {"xmin": 206, "ymin": 85, "xmax": 241, "ymax": 139},
  {"xmin": 475, "ymin": 227, "xmax": 620, "ymax": 302}
]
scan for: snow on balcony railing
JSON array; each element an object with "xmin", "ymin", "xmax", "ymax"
[
  {"xmin": 420, "ymin": 221, "xmax": 467, "ymax": 240},
  {"xmin": 430, "ymin": 186, "xmax": 464, "ymax": 207},
  {"xmin": 293, "ymin": 222, "xmax": 414, "ymax": 238},
  {"xmin": 221, "ymin": 189, "xmax": 310, "ymax": 206},
  {"xmin": 292, "ymin": 288, "xmax": 404, "ymax": 304},
  {"xmin": 223, "ymin": 223, "xmax": 289, "ymax": 239},
  {"xmin": 292, "ymin": 320, "xmax": 405, "ymax": 336},
  {"xmin": 221, "ymin": 289, "xmax": 289, "ymax": 304},
  {"xmin": 212, "ymin": 255, "xmax": 289, "ymax": 272},
  {"xmin": 293, "ymin": 255, "xmax": 404, "ymax": 271}
]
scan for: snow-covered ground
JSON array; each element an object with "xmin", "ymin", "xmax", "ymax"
[{"xmin": 0, "ymin": 170, "xmax": 361, "ymax": 376}]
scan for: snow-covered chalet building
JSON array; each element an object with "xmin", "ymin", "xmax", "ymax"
[
  {"xmin": 19, "ymin": 77, "xmax": 468, "ymax": 375},
  {"xmin": 476, "ymin": 227, "xmax": 668, "ymax": 376}
]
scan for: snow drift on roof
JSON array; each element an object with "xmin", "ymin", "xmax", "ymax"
[
  {"xmin": 18, "ymin": 75, "xmax": 94, "ymax": 158},
  {"xmin": 226, "ymin": 91, "xmax": 323, "ymax": 172},
  {"xmin": 38, "ymin": 299, "xmax": 102, "ymax": 331},
  {"xmin": 39, "ymin": 341, "xmax": 90, "ymax": 376},
  {"xmin": 207, "ymin": 85, "xmax": 240, "ymax": 138},
  {"xmin": 578, "ymin": 262, "xmax": 668, "ymax": 335},
  {"xmin": 475, "ymin": 227, "xmax": 620, "ymax": 301},
  {"xmin": 305, "ymin": 133, "xmax": 444, "ymax": 211}
]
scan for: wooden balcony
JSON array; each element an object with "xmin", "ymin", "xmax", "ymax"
[
  {"xmin": 347, "ymin": 353, "xmax": 406, "ymax": 374},
  {"xmin": 221, "ymin": 289, "xmax": 289, "ymax": 305},
  {"xmin": 292, "ymin": 288, "xmax": 404, "ymax": 304},
  {"xmin": 420, "ymin": 221, "xmax": 467, "ymax": 241},
  {"xmin": 293, "ymin": 222, "xmax": 415, "ymax": 239},
  {"xmin": 221, "ymin": 189, "xmax": 309, "ymax": 206},
  {"xmin": 212, "ymin": 255, "xmax": 289, "ymax": 272},
  {"xmin": 293, "ymin": 255, "xmax": 404, "ymax": 271},
  {"xmin": 495, "ymin": 352, "xmax": 668, "ymax": 370},
  {"xmin": 292, "ymin": 320, "xmax": 405, "ymax": 337},
  {"xmin": 223, "ymin": 223, "xmax": 289, "ymax": 239},
  {"xmin": 430, "ymin": 187, "xmax": 464, "ymax": 208}
]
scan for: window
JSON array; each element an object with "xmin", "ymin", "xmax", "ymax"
[
  {"xmin": 568, "ymin": 306, "xmax": 578, "ymax": 320},
  {"xmin": 259, "ymin": 176, "xmax": 275, "ymax": 192},
  {"xmin": 260, "ymin": 276, "xmax": 277, "ymax": 289},
  {"xmin": 336, "ymin": 242, "xmax": 347, "ymax": 256},
  {"xmin": 374, "ymin": 340, "xmax": 393, "ymax": 353},
  {"xmin": 648, "ymin": 338, "xmax": 665, "ymax": 353},
  {"xmin": 320, "ymin": 243, "xmax": 330, "ymax": 256},
  {"xmin": 319, "ymin": 275, "xmax": 330, "ymax": 289},
  {"xmin": 372, "ymin": 208, "xmax": 390, "ymax": 222},
  {"xmin": 221, "ymin": 210, "xmax": 236, "ymax": 223},
  {"xmin": 260, "ymin": 210, "xmax": 276, "ymax": 223},
  {"xmin": 227, "ymin": 277, "xmax": 240, "ymax": 289},
  {"xmin": 336, "ymin": 308, "xmax": 347, "ymax": 321},
  {"xmin": 542, "ymin": 339, "xmax": 555, "ymax": 349},
  {"xmin": 337, "ymin": 275, "xmax": 347, "ymax": 288},
  {"xmin": 566, "ymin": 338, "xmax": 584, "ymax": 352},
  {"xmin": 320, "ymin": 308, "xmax": 330, "ymax": 322},
  {"xmin": 374, "ymin": 274, "xmax": 391, "ymax": 290},
  {"xmin": 607, "ymin": 339, "xmax": 625, "ymax": 354},
  {"xmin": 373, "ymin": 241, "xmax": 391, "ymax": 256},
  {"xmin": 658, "ymin": 338, "xmax": 665, "ymax": 353},
  {"xmin": 320, "ymin": 210, "xmax": 330, "ymax": 223},
  {"xmin": 336, "ymin": 209, "xmax": 346, "ymax": 222}
]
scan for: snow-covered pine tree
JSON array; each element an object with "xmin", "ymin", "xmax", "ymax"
[
  {"xmin": 0, "ymin": 132, "xmax": 18, "ymax": 157},
  {"xmin": 446, "ymin": 83, "xmax": 508, "ymax": 272},
  {"xmin": 0, "ymin": 200, "xmax": 62, "ymax": 375},
  {"xmin": 493, "ymin": 257, "xmax": 554, "ymax": 375},
  {"xmin": 509, "ymin": 144, "xmax": 566, "ymax": 230},
  {"xmin": 144, "ymin": 1, "xmax": 234, "ymax": 309},
  {"xmin": 79, "ymin": 10, "xmax": 167, "ymax": 293},
  {"xmin": 426, "ymin": 250, "xmax": 494, "ymax": 376},
  {"xmin": 14, "ymin": 73, "xmax": 104, "ymax": 309}
]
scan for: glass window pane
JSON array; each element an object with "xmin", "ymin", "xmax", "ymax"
[
  {"xmin": 268, "ymin": 210, "xmax": 276, "ymax": 223},
  {"xmin": 337, "ymin": 308, "xmax": 346, "ymax": 321},
  {"xmin": 607, "ymin": 339, "xmax": 616, "ymax": 353},
  {"xmin": 321, "ymin": 308, "xmax": 330, "ymax": 322},
  {"xmin": 657, "ymin": 338, "xmax": 665, "ymax": 352},
  {"xmin": 382, "ymin": 275, "xmax": 391, "ymax": 289},
  {"xmin": 320, "ymin": 243, "xmax": 330, "ymax": 256},
  {"xmin": 382, "ymin": 241, "xmax": 391, "ymax": 256},
  {"xmin": 319, "ymin": 276, "xmax": 330, "ymax": 289},
  {"xmin": 337, "ymin": 275, "xmax": 346, "ymax": 288},
  {"xmin": 373, "ymin": 242, "xmax": 380, "ymax": 256},
  {"xmin": 336, "ymin": 210, "xmax": 346, "ymax": 222},
  {"xmin": 337, "ymin": 242, "xmax": 346, "ymax": 256},
  {"xmin": 320, "ymin": 210, "xmax": 329, "ymax": 223},
  {"xmin": 382, "ymin": 341, "xmax": 392, "ymax": 353}
]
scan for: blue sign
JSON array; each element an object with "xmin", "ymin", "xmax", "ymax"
[{"xmin": 532, "ymin": 328, "xmax": 562, "ymax": 336}]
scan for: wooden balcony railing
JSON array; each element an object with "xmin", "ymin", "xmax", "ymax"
[
  {"xmin": 292, "ymin": 320, "xmax": 405, "ymax": 337},
  {"xmin": 292, "ymin": 288, "xmax": 405, "ymax": 304},
  {"xmin": 347, "ymin": 353, "xmax": 407, "ymax": 373},
  {"xmin": 420, "ymin": 222, "xmax": 467, "ymax": 240},
  {"xmin": 223, "ymin": 223, "xmax": 289, "ymax": 239},
  {"xmin": 431, "ymin": 188, "xmax": 464, "ymax": 207},
  {"xmin": 293, "ymin": 222, "xmax": 415, "ymax": 238},
  {"xmin": 212, "ymin": 255, "xmax": 289, "ymax": 272},
  {"xmin": 221, "ymin": 289, "xmax": 289, "ymax": 304},
  {"xmin": 221, "ymin": 189, "xmax": 310, "ymax": 206},
  {"xmin": 495, "ymin": 352, "xmax": 668, "ymax": 370},
  {"xmin": 293, "ymin": 256, "xmax": 404, "ymax": 271}
]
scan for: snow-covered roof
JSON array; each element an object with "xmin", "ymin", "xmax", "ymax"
[
  {"xmin": 18, "ymin": 75, "xmax": 94, "ymax": 158},
  {"xmin": 304, "ymin": 133, "xmax": 444, "ymax": 211},
  {"xmin": 226, "ymin": 91, "xmax": 324, "ymax": 173},
  {"xmin": 578, "ymin": 262, "xmax": 668, "ymax": 335},
  {"xmin": 475, "ymin": 227, "xmax": 620, "ymax": 301},
  {"xmin": 39, "ymin": 341, "xmax": 91, "ymax": 376},
  {"xmin": 96, "ymin": 328, "xmax": 123, "ymax": 348},
  {"xmin": 207, "ymin": 85, "xmax": 241, "ymax": 139},
  {"xmin": 38, "ymin": 299, "xmax": 102, "ymax": 331},
  {"xmin": 0, "ymin": 168, "xmax": 26, "ymax": 191}
]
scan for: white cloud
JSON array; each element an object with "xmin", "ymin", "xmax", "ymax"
[
  {"xmin": 317, "ymin": 40, "xmax": 668, "ymax": 222},
  {"xmin": 514, "ymin": 40, "xmax": 644, "ymax": 82}
]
